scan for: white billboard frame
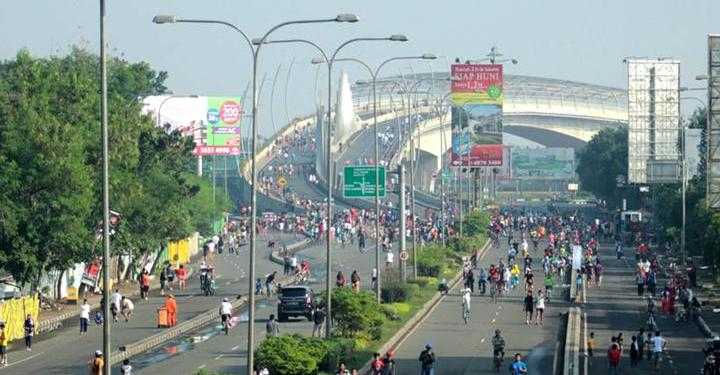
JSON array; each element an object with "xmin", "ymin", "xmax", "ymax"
[{"xmin": 626, "ymin": 58, "xmax": 681, "ymax": 184}]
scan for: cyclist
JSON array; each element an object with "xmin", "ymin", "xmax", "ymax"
[
  {"xmin": 509, "ymin": 353, "xmax": 528, "ymax": 374},
  {"xmin": 219, "ymin": 297, "xmax": 233, "ymax": 334},
  {"xmin": 461, "ymin": 287, "xmax": 471, "ymax": 324},
  {"xmin": 491, "ymin": 329, "xmax": 506, "ymax": 365}
]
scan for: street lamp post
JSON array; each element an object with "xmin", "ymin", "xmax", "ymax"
[
  {"xmin": 99, "ymin": 2, "xmax": 111, "ymax": 374},
  {"xmin": 153, "ymin": 13, "xmax": 357, "ymax": 374}
]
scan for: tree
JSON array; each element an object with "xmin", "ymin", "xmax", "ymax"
[
  {"xmin": 575, "ymin": 127, "xmax": 628, "ymax": 207},
  {"xmin": 0, "ymin": 48, "xmax": 230, "ymax": 285}
]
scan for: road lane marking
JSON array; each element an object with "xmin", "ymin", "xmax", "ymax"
[
  {"xmin": 215, "ymin": 354, "xmax": 224, "ymax": 360},
  {"xmin": 3, "ymin": 352, "xmax": 44, "ymax": 368},
  {"xmin": 197, "ymin": 364, "xmax": 206, "ymax": 369},
  {"xmin": 231, "ymin": 345, "xmax": 239, "ymax": 351}
]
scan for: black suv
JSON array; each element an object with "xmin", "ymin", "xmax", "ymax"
[{"xmin": 277, "ymin": 285, "xmax": 315, "ymax": 322}]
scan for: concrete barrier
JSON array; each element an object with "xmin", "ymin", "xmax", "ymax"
[
  {"xmin": 562, "ymin": 307, "xmax": 582, "ymax": 375},
  {"xmin": 358, "ymin": 240, "xmax": 492, "ymax": 375}
]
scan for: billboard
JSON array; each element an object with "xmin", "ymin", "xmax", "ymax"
[
  {"xmin": 511, "ymin": 147, "xmax": 575, "ymax": 179},
  {"xmin": 708, "ymin": 34, "xmax": 720, "ymax": 209},
  {"xmin": 450, "ymin": 64, "xmax": 503, "ymax": 167},
  {"xmin": 200, "ymin": 97, "xmax": 243, "ymax": 156},
  {"xmin": 626, "ymin": 58, "xmax": 681, "ymax": 184},
  {"xmin": 142, "ymin": 95, "xmax": 244, "ymax": 156}
]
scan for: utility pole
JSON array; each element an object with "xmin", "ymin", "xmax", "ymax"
[
  {"xmin": 99, "ymin": 1, "xmax": 111, "ymax": 374},
  {"xmin": 399, "ymin": 164, "xmax": 407, "ymax": 282}
]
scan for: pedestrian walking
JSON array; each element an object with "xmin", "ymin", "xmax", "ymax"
[
  {"xmin": 418, "ymin": 344, "xmax": 436, "ymax": 375},
  {"xmin": 175, "ymin": 264, "xmax": 188, "ymax": 291},
  {"xmin": 89, "ymin": 350, "xmax": 104, "ymax": 375},
  {"xmin": 140, "ymin": 270, "xmax": 151, "ymax": 300},
  {"xmin": 587, "ymin": 332, "xmax": 595, "ymax": 357},
  {"xmin": 23, "ymin": 314, "xmax": 34, "ymax": 351},
  {"xmin": 0, "ymin": 323, "xmax": 8, "ymax": 366},
  {"xmin": 266, "ymin": 314, "xmax": 280, "ymax": 337},
  {"xmin": 265, "ymin": 271, "xmax": 277, "ymax": 296},
  {"xmin": 312, "ymin": 306, "xmax": 325, "ymax": 337},
  {"xmin": 120, "ymin": 358, "xmax": 132, "ymax": 375},
  {"xmin": 636, "ymin": 271, "xmax": 645, "ymax": 297},
  {"xmin": 524, "ymin": 291, "xmax": 534, "ymax": 325},
  {"xmin": 80, "ymin": 298, "xmax": 91, "ymax": 335},
  {"xmin": 535, "ymin": 290, "xmax": 546, "ymax": 326},
  {"xmin": 370, "ymin": 352, "xmax": 384, "ymax": 375},
  {"xmin": 607, "ymin": 338, "xmax": 621, "ymax": 375},
  {"xmin": 630, "ymin": 335, "xmax": 640, "ymax": 367},
  {"xmin": 111, "ymin": 289, "xmax": 122, "ymax": 323},
  {"xmin": 121, "ymin": 296, "xmax": 134, "ymax": 322},
  {"xmin": 351, "ymin": 270, "xmax": 360, "ymax": 292},
  {"xmin": 381, "ymin": 350, "xmax": 396, "ymax": 375},
  {"xmin": 637, "ymin": 328, "xmax": 645, "ymax": 361},
  {"xmin": 165, "ymin": 294, "xmax": 177, "ymax": 327}
]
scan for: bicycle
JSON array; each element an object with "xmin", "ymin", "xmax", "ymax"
[
  {"xmin": 462, "ymin": 304, "xmax": 471, "ymax": 324},
  {"xmin": 222, "ymin": 315, "xmax": 230, "ymax": 335}
]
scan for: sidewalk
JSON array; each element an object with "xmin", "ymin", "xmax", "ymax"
[{"xmin": 584, "ymin": 244, "xmax": 706, "ymax": 374}]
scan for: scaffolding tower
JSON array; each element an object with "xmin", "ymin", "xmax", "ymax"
[{"xmin": 626, "ymin": 58, "xmax": 681, "ymax": 184}]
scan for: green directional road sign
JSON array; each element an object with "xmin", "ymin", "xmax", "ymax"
[{"xmin": 343, "ymin": 166, "xmax": 386, "ymax": 198}]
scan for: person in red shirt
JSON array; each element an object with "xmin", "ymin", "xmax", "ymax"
[
  {"xmin": 370, "ymin": 352, "xmax": 384, "ymax": 375},
  {"xmin": 607, "ymin": 338, "xmax": 622, "ymax": 374}
]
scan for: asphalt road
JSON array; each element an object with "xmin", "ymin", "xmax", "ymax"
[
  {"xmin": 585, "ymin": 244, "xmax": 707, "ymax": 374},
  {"xmin": 392, "ymin": 236, "xmax": 560, "ymax": 375},
  {"xmin": 2, "ymin": 231, "xmax": 299, "ymax": 375}
]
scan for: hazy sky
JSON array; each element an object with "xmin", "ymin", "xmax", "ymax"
[{"xmin": 1, "ymin": 0, "xmax": 717, "ymax": 136}]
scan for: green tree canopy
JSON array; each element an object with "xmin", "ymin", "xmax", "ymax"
[
  {"xmin": 0, "ymin": 48, "xmax": 230, "ymax": 285},
  {"xmin": 575, "ymin": 126, "xmax": 628, "ymax": 207}
]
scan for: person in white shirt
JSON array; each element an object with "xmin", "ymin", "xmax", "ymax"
[
  {"xmin": 535, "ymin": 290, "xmax": 546, "ymax": 326},
  {"xmin": 219, "ymin": 298, "xmax": 233, "ymax": 334},
  {"xmin": 111, "ymin": 290, "xmax": 122, "ymax": 323},
  {"xmin": 79, "ymin": 299, "xmax": 90, "ymax": 335},
  {"xmin": 385, "ymin": 251, "xmax": 394, "ymax": 266},
  {"xmin": 121, "ymin": 296, "xmax": 134, "ymax": 322}
]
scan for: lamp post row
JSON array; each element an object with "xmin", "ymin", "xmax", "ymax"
[{"xmin": 150, "ymin": 11, "xmax": 438, "ymax": 373}]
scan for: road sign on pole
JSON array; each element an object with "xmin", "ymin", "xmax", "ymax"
[
  {"xmin": 343, "ymin": 166, "xmax": 386, "ymax": 198},
  {"xmin": 277, "ymin": 176, "xmax": 288, "ymax": 188}
]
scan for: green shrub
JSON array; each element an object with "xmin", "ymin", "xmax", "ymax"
[
  {"xmin": 408, "ymin": 276, "xmax": 432, "ymax": 288},
  {"xmin": 256, "ymin": 335, "xmax": 357, "ymax": 374},
  {"xmin": 381, "ymin": 281, "xmax": 420, "ymax": 303},
  {"xmin": 320, "ymin": 338, "xmax": 355, "ymax": 371},
  {"xmin": 379, "ymin": 304, "xmax": 401, "ymax": 321},
  {"xmin": 389, "ymin": 302, "xmax": 411, "ymax": 316},
  {"xmin": 464, "ymin": 209, "xmax": 491, "ymax": 237},
  {"xmin": 331, "ymin": 288, "xmax": 384, "ymax": 340},
  {"xmin": 255, "ymin": 335, "xmax": 322, "ymax": 375},
  {"xmin": 416, "ymin": 244, "xmax": 452, "ymax": 277}
]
